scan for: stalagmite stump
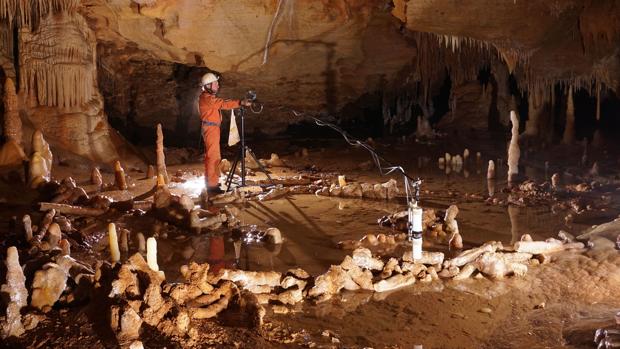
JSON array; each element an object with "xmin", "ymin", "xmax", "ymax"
[
  {"xmin": 91, "ymin": 167, "xmax": 103, "ymax": 187},
  {"xmin": 114, "ymin": 161, "xmax": 128, "ymax": 190},
  {"xmin": 1, "ymin": 247, "xmax": 29, "ymax": 338}
]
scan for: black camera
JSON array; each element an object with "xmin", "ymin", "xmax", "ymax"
[{"xmin": 246, "ymin": 90, "xmax": 257, "ymax": 102}]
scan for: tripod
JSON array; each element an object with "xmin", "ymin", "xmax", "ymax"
[{"xmin": 224, "ymin": 106, "xmax": 275, "ymax": 191}]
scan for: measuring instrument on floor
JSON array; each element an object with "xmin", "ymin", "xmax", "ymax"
[{"xmin": 290, "ymin": 110, "xmax": 425, "ymax": 260}]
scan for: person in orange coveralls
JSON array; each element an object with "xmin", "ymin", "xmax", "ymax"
[{"xmin": 198, "ymin": 72, "xmax": 251, "ymax": 194}]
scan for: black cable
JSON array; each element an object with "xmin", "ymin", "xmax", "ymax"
[{"xmin": 291, "ymin": 110, "xmax": 418, "ymax": 183}]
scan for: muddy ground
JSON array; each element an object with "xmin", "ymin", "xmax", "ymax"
[{"xmin": 1, "ymin": 131, "xmax": 619, "ymax": 348}]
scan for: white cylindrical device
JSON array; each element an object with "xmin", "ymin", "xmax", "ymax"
[{"xmin": 408, "ymin": 203, "xmax": 423, "ymax": 261}]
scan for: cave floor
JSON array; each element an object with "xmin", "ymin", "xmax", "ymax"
[{"xmin": 1, "ymin": 133, "xmax": 620, "ymax": 348}]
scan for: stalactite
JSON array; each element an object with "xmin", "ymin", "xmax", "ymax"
[
  {"xmin": 18, "ymin": 12, "xmax": 96, "ymax": 108},
  {"xmin": 3, "ymin": 78, "xmax": 22, "ymax": 144},
  {"xmin": 0, "ymin": 0, "xmax": 80, "ymax": 29},
  {"xmin": 562, "ymin": 86, "xmax": 575, "ymax": 145}
]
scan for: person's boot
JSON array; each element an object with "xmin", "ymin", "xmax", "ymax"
[{"xmin": 207, "ymin": 186, "xmax": 225, "ymax": 195}]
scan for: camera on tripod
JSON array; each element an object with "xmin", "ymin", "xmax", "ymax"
[
  {"xmin": 245, "ymin": 90, "xmax": 263, "ymax": 114},
  {"xmin": 246, "ymin": 90, "xmax": 257, "ymax": 102}
]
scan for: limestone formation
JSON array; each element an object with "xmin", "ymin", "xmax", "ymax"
[
  {"xmin": 507, "ymin": 111, "xmax": 520, "ymax": 182},
  {"xmin": 30, "ymin": 256, "xmax": 73, "ymax": 310},
  {"xmin": 156, "ymin": 124, "xmax": 170, "ymax": 184},
  {"xmin": 444, "ymin": 205, "xmax": 463, "ymax": 250},
  {"xmin": 146, "ymin": 237, "xmax": 159, "ymax": 272},
  {"xmin": 114, "ymin": 161, "xmax": 128, "ymax": 190},
  {"xmin": 1, "ymin": 247, "xmax": 28, "ymax": 338},
  {"xmin": 91, "ymin": 167, "xmax": 103, "ymax": 187},
  {"xmin": 487, "ymin": 160, "xmax": 495, "ymax": 179},
  {"xmin": 0, "ymin": 78, "xmax": 26, "ymax": 166},
  {"xmin": 562, "ymin": 87, "xmax": 575, "ymax": 144},
  {"xmin": 109, "ymin": 223, "xmax": 121, "ymax": 263}
]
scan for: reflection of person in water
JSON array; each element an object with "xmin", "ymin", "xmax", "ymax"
[{"xmin": 207, "ymin": 235, "xmax": 227, "ymax": 273}]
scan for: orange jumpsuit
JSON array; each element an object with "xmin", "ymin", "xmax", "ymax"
[{"xmin": 198, "ymin": 92, "xmax": 241, "ymax": 189}]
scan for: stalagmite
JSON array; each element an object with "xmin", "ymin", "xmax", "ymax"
[
  {"xmin": 463, "ymin": 149, "xmax": 469, "ymax": 162},
  {"xmin": 146, "ymin": 237, "xmax": 159, "ymax": 272},
  {"xmin": 29, "ymin": 152, "xmax": 49, "ymax": 188},
  {"xmin": 3, "ymin": 78, "xmax": 21, "ymax": 143},
  {"xmin": 59, "ymin": 239, "xmax": 70, "ymax": 256},
  {"xmin": 114, "ymin": 161, "xmax": 128, "ymax": 190},
  {"xmin": 562, "ymin": 87, "xmax": 575, "ymax": 144},
  {"xmin": 0, "ymin": 78, "xmax": 26, "ymax": 166},
  {"xmin": 156, "ymin": 124, "xmax": 170, "ymax": 184},
  {"xmin": 487, "ymin": 160, "xmax": 496, "ymax": 179},
  {"xmin": 507, "ymin": 111, "xmax": 520, "ymax": 182},
  {"xmin": 136, "ymin": 233, "xmax": 146, "ymax": 254},
  {"xmin": 31, "ymin": 130, "xmax": 52, "ymax": 173},
  {"xmin": 109, "ymin": 223, "xmax": 121, "ymax": 263},
  {"xmin": 47, "ymin": 223, "xmax": 62, "ymax": 249},
  {"xmin": 146, "ymin": 165, "xmax": 155, "ymax": 178},
  {"xmin": 22, "ymin": 215, "xmax": 33, "ymax": 241},
  {"xmin": 338, "ymin": 175, "xmax": 347, "ymax": 187},
  {"xmin": 1, "ymin": 247, "xmax": 28, "ymax": 338},
  {"xmin": 119, "ymin": 229, "xmax": 129, "ymax": 254},
  {"xmin": 91, "ymin": 167, "xmax": 103, "ymax": 187},
  {"xmin": 476, "ymin": 152, "xmax": 482, "ymax": 165},
  {"xmin": 551, "ymin": 173, "xmax": 560, "ymax": 189},
  {"xmin": 444, "ymin": 205, "xmax": 462, "ymax": 250}
]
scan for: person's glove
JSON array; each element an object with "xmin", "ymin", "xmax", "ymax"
[{"xmin": 240, "ymin": 99, "xmax": 252, "ymax": 107}]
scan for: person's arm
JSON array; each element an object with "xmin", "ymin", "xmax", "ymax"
[{"xmin": 217, "ymin": 97, "xmax": 241, "ymax": 110}]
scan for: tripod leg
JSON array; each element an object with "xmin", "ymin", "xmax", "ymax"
[
  {"xmin": 246, "ymin": 147, "xmax": 276, "ymax": 187},
  {"xmin": 225, "ymin": 154, "xmax": 240, "ymax": 192}
]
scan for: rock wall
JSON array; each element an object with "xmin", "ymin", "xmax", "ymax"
[{"xmin": 83, "ymin": 0, "xmax": 416, "ymax": 137}]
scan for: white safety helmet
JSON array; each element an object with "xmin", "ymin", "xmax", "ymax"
[{"xmin": 201, "ymin": 72, "xmax": 219, "ymax": 87}]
